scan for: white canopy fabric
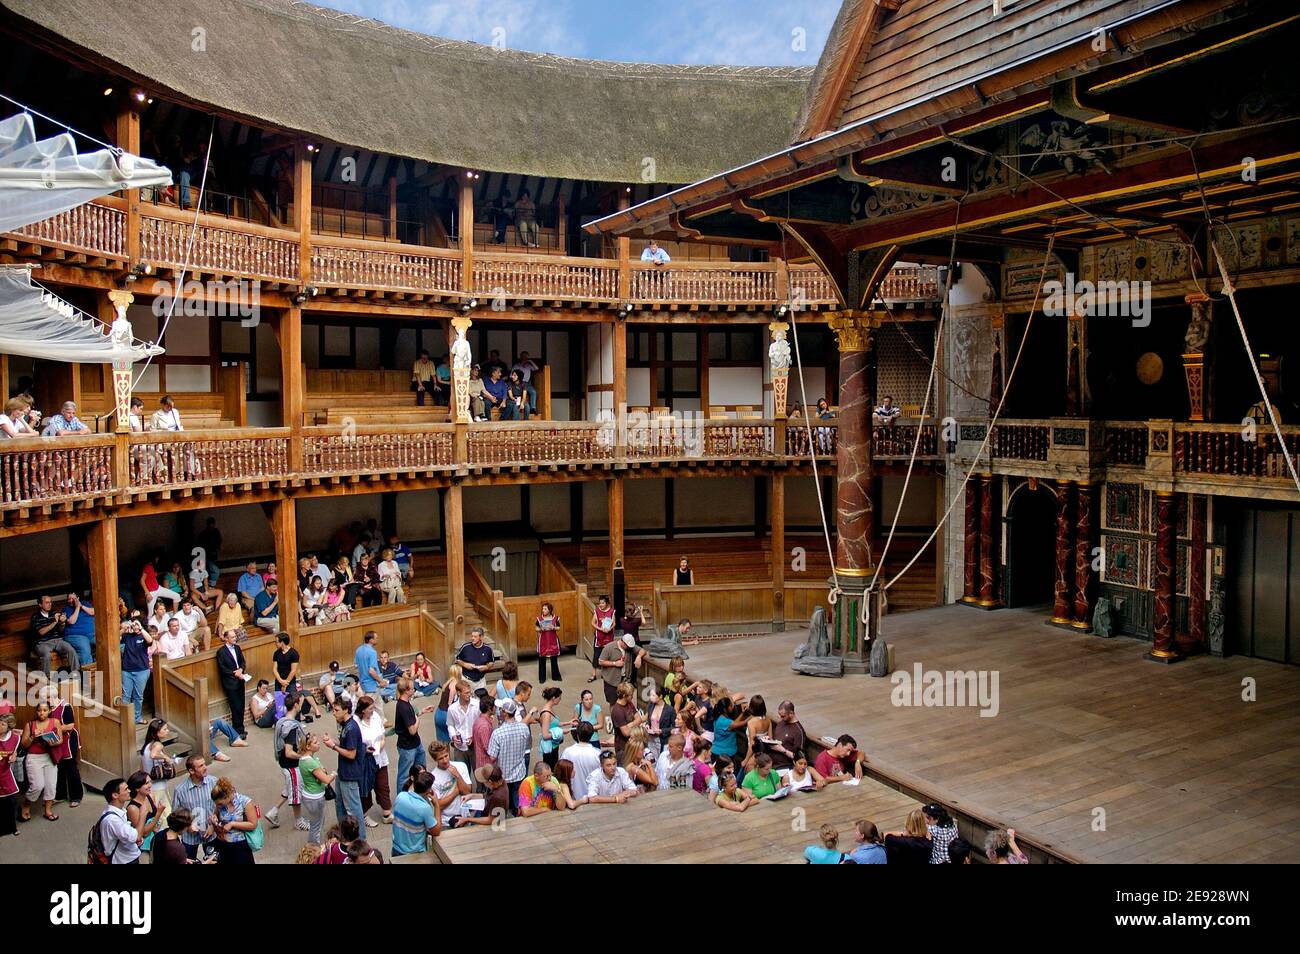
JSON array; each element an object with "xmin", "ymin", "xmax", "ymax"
[
  {"xmin": 0, "ymin": 111, "xmax": 172, "ymax": 233},
  {"xmin": 0, "ymin": 267, "xmax": 161, "ymax": 363}
]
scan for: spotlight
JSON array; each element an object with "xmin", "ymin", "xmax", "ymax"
[
  {"xmin": 125, "ymin": 261, "xmax": 151, "ymax": 283},
  {"xmin": 134, "ymin": 90, "xmax": 146, "ymax": 103},
  {"xmin": 103, "ymin": 87, "xmax": 114, "ymax": 97},
  {"xmin": 293, "ymin": 292, "xmax": 307, "ymax": 305},
  {"xmin": 617, "ymin": 302, "xmax": 634, "ymax": 319},
  {"xmin": 775, "ymin": 304, "xmax": 788, "ymax": 318},
  {"xmin": 307, "ymin": 285, "xmax": 320, "ymax": 298},
  {"xmin": 459, "ymin": 298, "xmax": 478, "ymax": 315}
]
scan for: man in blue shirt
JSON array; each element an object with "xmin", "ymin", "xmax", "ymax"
[
  {"xmin": 640, "ymin": 240, "xmax": 671, "ymax": 264},
  {"xmin": 119, "ymin": 617, "xmax": 154, "ymax": 724},
  {"xmin": 482, "ymin": 366, "xmax": 514, "ymax": 420},
  {"xmin": 60, "ymin": 593, "xmax": 96, "ymax": 666},
  {"xmin": 847, "ymin": 820, "xmax": 887, "ymax": 864},
  {"xmin": 235, "ymin": 561, "xmax": 265, "ymax": 612},
  {"xmin": 41, "ymin": 401, "xmax": 89, "ymax": 436},
  {"xmin": 354, "ymin": 630, "xmax": 393, "ymax": 701},
  {"xmin": 252, "ymin": 580, "xmax": 280, "ymax": 631},
  {"xmin": 323, "ymin": 699, "xmax": 366, "ymax": 824},
  {"xmin": 391, "ymin": 771, "xmax": 440, "ymax": 856}
]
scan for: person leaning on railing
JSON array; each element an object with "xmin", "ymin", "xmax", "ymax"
[
  {"xmin": 41, "ymin": 401, "xmax": 89, "ymax": 436},
  {"xmin": 0, "ymin": 396, "xmax": 37, "ymax": 438}
]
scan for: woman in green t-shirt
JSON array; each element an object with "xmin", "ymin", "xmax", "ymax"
[{"xmin": 298, "ymin": 733, "xmax": 335, "ymax": 846}]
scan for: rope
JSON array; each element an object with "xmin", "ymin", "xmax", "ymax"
[
  {"xmin": 130, "ymin": 117, "xmax": 216, "ymax": 389},
  {"xmin": 0, "ymin": 93, "xmax": 124, "ymax": 153}
]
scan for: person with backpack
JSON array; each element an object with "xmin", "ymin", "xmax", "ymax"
[
  {"xmin": 89, "ymin": 777, "xmax": 142, "ymax": 864},
  {"xmin": 266, "ymin": 692, "xmax": 306, "ymax": 831}
]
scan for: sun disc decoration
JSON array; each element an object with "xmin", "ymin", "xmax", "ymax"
[{"xmin": 1135, "ymin": 352, "xmax": 1164, "ymax": 386}]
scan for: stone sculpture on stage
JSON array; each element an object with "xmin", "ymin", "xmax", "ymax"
[
  {"xmin": 792, "ymin": 606, "xmax": 842, "ymax": 677},
  {"xmin": 646, "ymin": 619, "xmax": 690, "ymax": 660}
]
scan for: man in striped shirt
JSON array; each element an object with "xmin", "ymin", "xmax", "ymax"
[
  {"xmin": 486, "ymin": 700, "xmax": 531, "ymax": 814},
  {"xmin": 172, "ymin": 754, "xmax": 217, "ymax": 861}
]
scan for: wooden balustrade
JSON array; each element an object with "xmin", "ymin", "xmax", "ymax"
[
  {"xmin": 466, "ymin": 558, "xmax": 517, "ymax": 660},
  {"xmin": 630, "ymin": 262, "xmax": 776, "ymax": 303},
  {"xmin": 6, "ymin": 197, "xmax": 127, "ymax": 259},
  {"xmin": 301, "ymin": 424, "xmax": 455, "ymax": 476},
  {"xmin": 873, "ymin": 423, "xmax": 939, "ymax": 457},
  {"xmin": 787, "ymin": 264, "xmax": 837, "ymax": 304},
  {"xmin": 468, "ymin": 422, "xmax": 615, "ymax": 466},
  {"xmin": 474, "ymin": 253, "xmax": 618, "ymax": 301},
  {"xmin": 1176, "ymin": 424, "xmax": 1300, "ymax": 479},
  {"xmin": 127, "ymin": 428, "xmax": 289, "ymax": 490},
  {"xmin": 785, "ymin": 420, "xmax": 839, "ymax": 457},
  {"xmin": 991, "ymin": 422, "xmax": 1050, "ymax": 461},
  {"xmin": 0, "ymin": 435, "xmax": 115, "ymax": 508},
  {"xmin": 702, "ymin": 421, "xmax": 775, "ymax": 458},
  {"xmin": 878, "ymin": 264, "xmax": 941, "ymax": 301},
  {"xmin": 312, "ymin": 238, "xmax": 462, "ymax": 294},
  {"xmin": 140, "ymin": 209, "xmax": 299, "ymax": 283},
  {"xmin": 1104, "ymin": 424, "xmax": 1149, "ymax": 466}
]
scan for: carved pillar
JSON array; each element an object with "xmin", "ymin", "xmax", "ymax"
[
  {"xmin": 107, "ymin": 289, "xmax": 136, "ymax": 433},
  {"xmin": 961, "ymin": 481, "xmax": 979, "ymax": 604},
  {"xmin": 768, "ymin": 320, "xmax": 791, "ymax": 417},
  {"xmin": 1072, "ymin": 480, "xmax": 1097, "ymax": 629},
  {"xmin": 1182, "ymin": 293, "xmax": 1210, "ymax": 422},
  {"xmin": 989, "ymin": 312, "xmax": 1005, "ymax": 414},
  {"xmin": 1051, "ymin": 480, "xmax": 1074, "ymax": 624},
  {"xmin": 451, "ymin": 315, "xmax": 473, "ymax": 423},
  {"xmin": 1065, "ymin": 317, "xmax": 1083, "ymax": 417},
  {"xmin": 1179, "ymin": 493, "xmax": 1207, "ymax": 654},
  {"xmin": 828, "ymin": 310, "xmax": 879, "ymax": 669},
  {"xmin": 1147, "ymin": 490, "xmax": 1182, "ymax": 663},
  {"xmin": 978, "ymin": 473, "xmax": 1000, "ymax": 607}
]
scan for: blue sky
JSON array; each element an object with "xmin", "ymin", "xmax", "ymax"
[{"xmin": 314, "ymin": 0, "xmax": 840, "ymax": 66}]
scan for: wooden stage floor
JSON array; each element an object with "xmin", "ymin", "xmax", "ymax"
[
  {"xmin": 678, "ymin": 604, "xmax": 1300, "ymax": 864},
  {"xmin": 431, "ymin": 783, "xmax": 918, "ymax": 865}
]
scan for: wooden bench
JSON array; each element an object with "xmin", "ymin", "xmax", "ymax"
[{"xmin": 81, "ymin": 391, "xmax": 236, "ymax": 431}]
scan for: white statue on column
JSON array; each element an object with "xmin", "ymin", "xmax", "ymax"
[
  {"xmin": 107, "ymin": 290, "xmax": 136, "ymax": 433},
  {"xmin": 768, "ymin": 321, "xmax": 791, "ymax": 417},
  {"xmin": 450, "ymin": 317, "xmax": 473, "ymax": 423}
]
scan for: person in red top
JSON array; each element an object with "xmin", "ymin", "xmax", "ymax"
[
  {"xmin": 814, "ymin": 734, "xmax": 865, "ymax": 784},
  {"xmin": 313, "ymin": 816, "xmax": 360, "ymax": 864},
  {"xmin": 535, "ymin": 601, "xmax": 562, "ymax": 684},
  {"xmin": 588, "ymin": 595, "xmax": 616, "ymax": 683},
  {"xmin": 0, "ymin": 713, "xmax": 19, "ymax": 837},
  {"xmin": 471, "ymin": 696, "xmax": 495, "ymax": 772}
]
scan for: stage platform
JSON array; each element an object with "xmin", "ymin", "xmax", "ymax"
[
  {"xmin": 427, "ymin": 782, "xmax": 918, "ymax": 865},
  {"xmin": 676, "ymin": 604, "xmax": 1300, "ymax": 864}
]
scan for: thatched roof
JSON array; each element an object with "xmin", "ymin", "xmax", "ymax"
[{"xmin": 1, "ymin": 0, "xmax": 812, "ymax": 184}]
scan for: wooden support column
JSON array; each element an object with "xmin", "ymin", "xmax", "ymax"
[
  {"xmin": 1072, "ymin": 481, "xmax": 1097, "ymax": 629},
  {"xmin": 1179, "ymin": 494, "xmax": 1208, "ymax": 654},
  {"xmin": 445, "ymin": 483, "xmax": 466, "ymax": 642},
  {"xmin": 617, "ymin": 194, "xmax": 631, "ymax": 301},
  {"xmin": 274, "ymin": 307, "xmax": 304, "ymax": 470},
  {"xmin": 1051, "ymin": 480, "xmax": 1074, "ymax": 624},
  {"xmin": 771, "ymin": 475, "xmax": 786, "ymax": 632},
  {"xmin": 266, "ymin": 498, "xmax": 299, "ymax": 638},
  {"xmin": 459, "ymin": 179, "xmax": 475, "ymax": 294},
  {"xmin": 387, "ymin": 175, "xmax": 398, "ymax": 240},
  {"xmin": 961, "ymin": 479, "xmax": 979, "ymax": 604},
  {"xmin": 1147, "ymin": 490, "xmax": 1181, "ymax": 663},
  {"xmin": 116, "ymin": 107, "xmax": 141, "ymax": 263},
  {"xmin": 978, "ymin": 473, "xmax": 1000, "ymax": 608},
  {"xmin": 699, "ymin": 324, "xmax": 710, "ymax": 413},
  {"xmin": 608, "ymin": 478, "xmax": 625, "ymax": 585},
  {"xmin": 293, "ymin": 140, "xmax": 312, "ymax": 288},
  {"xmin": 612, "ymin": 319, "xmax": 627, "ymax": 456},
  {"xmin": 88, "ymin": 517, "xmax": 121, "ymax": 705}
]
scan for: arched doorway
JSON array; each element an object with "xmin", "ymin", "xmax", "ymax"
[{"xmin": 1003, "ymin": 481, "xmax": 1057, "ymax": 609}]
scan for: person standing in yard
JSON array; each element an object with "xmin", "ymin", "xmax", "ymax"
[{"xmin": 535, "ymin": 601, "xmax": 562, "ymax": 684}]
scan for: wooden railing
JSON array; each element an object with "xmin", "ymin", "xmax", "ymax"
[
  {"xmin": 312, "ymin": 236, "xmax": 462, "ymax": 294},
  {"xmin": 127, "ymin": 427, "xmax": 290, "ymax": 490},
  {"xmin": 0, "ymin": 434, "xmax": 115, "ymax": 507},
  {"xmin": 785, "ymin": 419, "xmax": 839, "ymax": 457},
  {"xmin": 421, "ymin": 607, "xmax": 453, "ymax": 679},
  {"xmin": 474, "ymin": 253, "xmax": 618, "ymax": 301},
  {"xmin": 991, "ymin": 421, "xmax": 1051, "ymax": 462},
  {"xmin": 5, "ymin": 196, "xmax": 127, "ymax": 259},
  {"xmin": 878, "ymin": 264, "xmax": 941, "ymax": 301},
  {"xmin": 140, "ymin": 207, "xmax": 300, "ymax": 283},
  {"xmin": 301, "ymin": 424, "xmax": 455, "ymax": 477},
  {"xmin": 466, "ymin": 558, "xmax": 517, "ymax": 660},
  {"xmin": 1105, "ymin": 424, "xmax": 1149, "ymax": 466},
  {"xmin": 468, "ymin": 421, "xmax": 615, "ymax": 466},
  {"xmin": 152, "ymin": 657, "xmax": 210, "ymax": 755},
  {"xmin": 653, "ymin": 579, "xmax": 832, "ymax": 631},
  {"xmin": 873, "ymin": 423, "xmax": 939, "ymax": 457},
  {"xmin": 1177, "ymin": 424, "xmax": 1300, "ymax": 479},
  {"xmin": 630, "ymin": 262, "xmax": 777, "ymax": 304},
  {"xmin": 788, "ymin": 263, "xmax": 837, "ymax": 303}
]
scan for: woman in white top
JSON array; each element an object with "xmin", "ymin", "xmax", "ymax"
[
  {"xmin": 377, "ymin": 548, "xmax": 406, "ymax": 604},
  {"xmin": 0, "ymin": 397, "xmax": 35, "ymax": 438},
  {"xmin": 301, "ymin": 577, "xmax": 326, "ymax": 625},
  {"xmin": 354, "ymin": 696, "xmax": 393, "ymax": 827},
  {"xmin": 783, "ymin": 750, "xmax": 826, "ymax": 793},
  {"xmin": 150, "ymin": 395, "xmax": 183, "ymax": 431}
]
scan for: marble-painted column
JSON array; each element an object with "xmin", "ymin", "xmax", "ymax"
[
  {"xmin": 1072, "ymin": 480, "xmax": 1096, "ymax": 629},
  {"xmin": 1051, "ymin": 480, "xmax": 1074, "ymax": 624},
  {"xmin": 1180, "ymin": 493, "xmax": 1207, "ymax": 653},
  {"xmin": 1148, "ymin": 490, "xmax": 1181, "ymax": 662},
  {"xmin": 961, "ymin": 481, "xmax": 979, "ymax": 604},
  {"xmin": 978, "ymin": 473, "xmax": 999, "ymax": 607},
  {"xmin": 828, "ymin": 311, "xmax": 876, "ymax": 576}
]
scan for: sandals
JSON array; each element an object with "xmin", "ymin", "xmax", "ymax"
[{"xmin": 44, "ymin": 812, "xmax": 59, "ymax": 822}]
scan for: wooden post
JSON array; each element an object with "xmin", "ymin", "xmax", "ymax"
[
  {"xmin": 294, "ymin": 140, "xmax": 312, "ymax": 288},
  {"xmin": 608, "ymin": 477, "xmax": 625, "ymax": 587},
  {"xmin": 1147, "ymin": 490, "xmax": 1181, "ymax": 663},
  {"xmin": 116, "ymin": 107, "xmax": 141, "ymax": 263},
  {"xmin": 557, "ymin": 198, "xmax": 567, "ymax": 255},
  {"xmin": 459, "ymin": 179, "xmax": 475, "ymax": 294},
  {"xmin": 699, "ymin": 324, "xmax": 710, "ymax": 413},
  {"xmin": 772, "ymin": 475, "xmax": 786, "ymax": 631},
  {"xmin": 88, "ymin": 517, "xmax": 121, "ymax": 706},
  {"xmin": 1051, "ymin": 480, "xmax": 1074, "ymax": 624},
  {"xmin": 617, "ymin": 193, "xmax": 631, "ymax": 301},
  {"xmin": 275, "ymin": 307, "xmax": 304, "ymax": 470},
  {"xmin": 387, "ymin": 175, "xmax": 398, "ymax": 240},
  {"xmin": 266, "ymin": 498, "xmax": 299, "ymax": 638},
  {"xmin": 445, "ymin": 483, "xmax": 466, "ymax": 642},
  {"xmin": 612, "ymin": 318, "xmax": 628, "ymax": 457}
]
